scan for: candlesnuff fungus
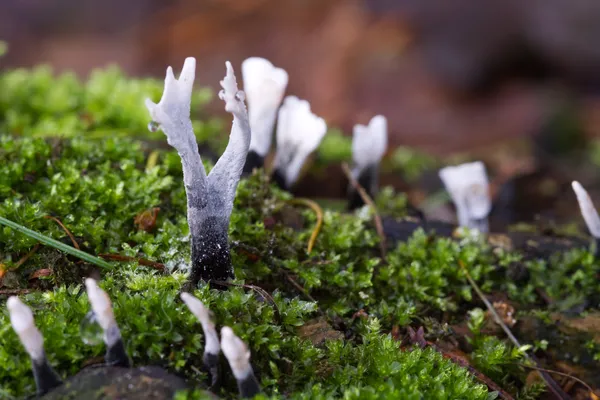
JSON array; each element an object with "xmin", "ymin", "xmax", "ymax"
[
  {"xmin": 85, "ymin": 278, "xmax": 130, "ymax": 367},
  {"xmin": 145, "ymin": 58, "xmax": 251, "ymax": 285},
  {"xmin": 348, "ymin": 115, "xmax": 388, "ymax": 209},
  {"xmin": 221, "ymin": 326, "xmax": 261, "ymax": 399},
  {"xmin": 241, "ymin": 57, "xmax": 289, "ymax": 175},
  {"xmin": 439, "ymin": 161, "xmax": 491, "ymax": 233},
  {"xmin": 272, "ymin": 96, "xmax": 327, "ymax": 190},
  {"xmin": 7, "ymin": 279, "xmax": 260, "ymax": 399},
  {"xmin": 7, "ymin": 296, "xmax": 62, "ymax": 396},
  {"xmin": 572, "ymin": 181, "xmax": 600, "ymax": 240},
  {"xmin": 181, "ymin": 292, "xmax": 221, "ymax": 388}
]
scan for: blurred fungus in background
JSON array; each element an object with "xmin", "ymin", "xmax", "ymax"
[{"xmin": 3, "ymin": 0, "xmax": 600, "ymax": 154}]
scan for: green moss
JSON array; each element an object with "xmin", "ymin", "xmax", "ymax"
[
  {"xmin": 506, "ymin": 249, "xmax": 600, "ymax": 311},
  {"xmin": 0, "ymin": 65, "xmax": 223, "ymax": 150},
  {"xmin": 0, "ymin": 135, "xmax": 497, "ymax": 398},
  {"xmin": 1, "ymin": 65, "xmax": 599, "ymax": 399},
  {"xmin": 387, "ymin": 146, "xmax": 438, "ymax": 183},
  {"xmin": 316, "ymin": 129, "xmax": 352, "ymax": 164}
]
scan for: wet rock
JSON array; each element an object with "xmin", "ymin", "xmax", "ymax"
[{"xmin": 41, "ymin": 365, "xmax": 215, "ymax": 400}]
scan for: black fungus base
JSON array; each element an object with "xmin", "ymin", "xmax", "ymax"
[
  {"xmin": 189, "ymin": 216, "xmax": 235, "ymax": 286},
  {"xmin": 347, "ymin": 165, "xmax": 378, "ymax": 210},
  {"xmin": 203, "ymin": 352, "xmax": 221, "ymax": 389},
  {"xmin": 242, "ymin": 150, "xmax": 265, "ymax": 177},
  {"xmin": 33, "ymin": 359, "xmax": 62, "ymax": 396},
  {"xmin": 237, "ymin": 372, "xmax": 261, "ymax": 399},
  {"xmin": 105, "ymin": 337, "xmax": 130, "ymax": 368},
  {"xmin": 271, "ymin": 168, "xmax": 288, "ymax": 191}
]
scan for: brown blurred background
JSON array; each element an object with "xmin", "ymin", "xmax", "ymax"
[{"xmin": 2, "ymin": 0, "xmax": 600, "ymax": 154}]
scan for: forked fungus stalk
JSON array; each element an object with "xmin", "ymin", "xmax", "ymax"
[{"xmin": 145, "ymin": 58, "xmax": 251, "ymax": 285}]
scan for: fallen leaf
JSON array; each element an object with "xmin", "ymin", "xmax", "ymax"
[
  {"xmin": 134, "ymin": 207, "xmax": 160, "ymax": 232},
  {"xmin": 29, "ymin": 269, "xmax": 53, "ymax": 280}
]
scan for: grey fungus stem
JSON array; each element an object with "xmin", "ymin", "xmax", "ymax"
[{"xmin": 146, "ymin": 58, "xmax": 251, "ymax": 286}]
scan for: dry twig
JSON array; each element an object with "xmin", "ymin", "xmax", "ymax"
[
  {"xmin": 407, "ymin": 326, "xmax": 515, "ymax": 400},
  {"xmin": 98, "ymin": 254, "xmax": 165, "ymax": 271},
  {"xmin": 341, "ymin": 162, "xmax": 387, "ymax": 261},
  {"xmin": 14, "ymin": 244, "xmax": 41, "ymax": 268},
  {"xmin": 459, "ymin": 260, "xmax": 571, "ymax": 400},
  {"xmin": 44, "ymin": 215, "xmax": 79, "ymax": 249},
  {"xmin": 216, "ymin": 280, "xmax": 282, "ymax": 323}
]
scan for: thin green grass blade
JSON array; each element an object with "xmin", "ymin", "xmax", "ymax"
[{"xmin": 0, "ymin": 216, "xmax": 113, "ymax": 269}]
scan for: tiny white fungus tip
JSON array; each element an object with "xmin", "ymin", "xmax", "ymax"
[
  {"xmin": 221, "ymin": 326, "xmax": 252, "ymax": 380},
  {"xmin": 572, "ymin": 181, "xmax": 600, "ymax": 238},
  {"xmin": 219, "ymin": 61, "xmax": 246, "ymax": 116},
  {"xmin": 7, "ymin": 296, "xmax": 45, "ymax": 361},
  {"xmin": 180, "ymin": 292, "xmax": 220, "ymax": 355},
  {"xmin": 85, "ymin": 278, "xmax": 120, "ymax": 346}
]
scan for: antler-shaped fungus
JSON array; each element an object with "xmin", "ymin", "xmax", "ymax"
[{"xmin": 146, "ymin": 58, "xmax": 251, "ymax": 285}]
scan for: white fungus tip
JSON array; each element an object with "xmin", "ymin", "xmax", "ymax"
[
  {"xmin": 85, "ymin": 278, "xmax": 116, "ymax": 333},
  {"xmin": 221, "ymin": 61, "xmax": 237, "ymax": 92},
  {"xmin": 277, "ymin": 96, "xmax": 327, "ymax": 153},
  {"xmin": 275, "ymin": 96, "xmax": 327, "ymax": 187},
  {"xmin": 572, "ymin": 180, "xmax": 584, "ymax": 195},
  {"xmin": 7, "ymin": 296, "xmax": 34, "ymax": 332},
  {"xmin": 219, "ymin": 62, "xmax": 245, "ymax": 115},
  {"xmin": 242, "ymin": 57, "xmax": 289, "ymax": 89},
  {"xmin": 7, "ymin": 296, "xmax": 45, "ymax": 361},
  {"xmin": 147, "ymin": 57, "xmax": 197, "ymax": 136},
  {"xmin": 180, "ymin": 57, "xmax": 196, "ymax": 83},
  {"xmin": 439, "ymin": 161, "xmax": 491, "ymax": 230},
  {"xmin": 144, "ymin": 98, "xmax": 156, "ymax": 111},
  {"xmin": 352, "ymin": 114, "xmax": 388, "ymax": 171},
  {"xmin": 180, "ymin": 292, "xmax": 209, "ymax": 323},
  {"xmin": 221, "ymin": 326, "xmax": 251, "ymax": 380},
  {"xmin": 166, "ymin": 66, "xmax": 175, "ymax": 81},
  {"xmin": 572, "ymin": 181, "xmax": 600, "ymax": 238},
  {"xmin": 242, "ymin": 57, "xmax": 289, "ymax": 156}
]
